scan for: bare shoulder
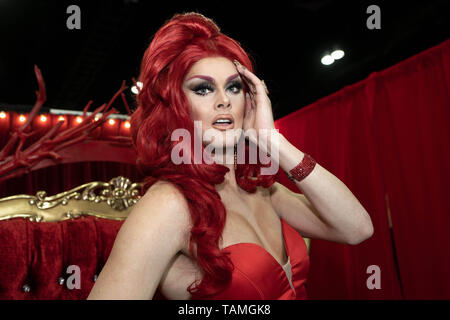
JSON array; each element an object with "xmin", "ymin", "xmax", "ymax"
[
  {"xmin": 137, "ymin": 180, "xmax": 193, "ymax": 242},
  {"xmin": 87, "ymin": 180, "xmax": 192, "ymax": 299}
]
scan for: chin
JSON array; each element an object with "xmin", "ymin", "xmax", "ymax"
[
  {"xmin": 204, "ymin": 128, "xmax": 241, "ymax": 147},
  {"xmin": 204, "ymin": 140, "xmax": 235, "ymax": 151},
  {"xmin": 202, "ymin": 136, "xmax": 235, "ymax": 165}
]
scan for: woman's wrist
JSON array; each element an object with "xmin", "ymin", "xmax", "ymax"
[
  {"xmin": 254, "ymin": 128, "xmax": 281, "ymax": 157},
  {"xmin": 250, "ymin": 130, "xmax": 311, "ymax": 179},
  {"xmin": 276, "ymin": 133, "xmax": 305, "ymax": 173}
]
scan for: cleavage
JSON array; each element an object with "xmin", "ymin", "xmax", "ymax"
[{"xmin": 220, "ymin": 210, "xmax": 288, "ymax": 267}]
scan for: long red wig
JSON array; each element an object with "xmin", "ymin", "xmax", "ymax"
[{"xmin": 130, "ymin": 12, "xmax": 276, "ymax": 298}]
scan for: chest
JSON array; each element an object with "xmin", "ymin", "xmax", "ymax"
[{"xmin": 157, "ymin": 188, "xmax": 287, "ymax": 300}]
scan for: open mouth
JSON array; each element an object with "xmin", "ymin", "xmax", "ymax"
[{"xmin": 212, "ymin": 116, "xmax": 234, "ymax": 130}]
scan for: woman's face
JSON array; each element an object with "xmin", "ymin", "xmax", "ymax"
[{"xmin": 182, "ymin": 56, "xmax": 245, "ymax": 151}]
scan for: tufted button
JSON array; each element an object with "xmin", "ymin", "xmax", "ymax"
[
  {"xmin": 58, "ymin": 276, "xmax": 65, "ymax": 286},
  {"xmin": 22, "ymin": 284, "xmax": 31, "ymax": 293},
  {"xmin": 93, "ymin": 274, "xmax": 98, "ymax": 282}
]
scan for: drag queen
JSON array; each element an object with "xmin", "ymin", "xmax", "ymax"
[{"xmin": 87, "ymin": 12, "xmax": 373, "ymax": 300}]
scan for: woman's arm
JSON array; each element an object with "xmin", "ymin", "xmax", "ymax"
[
  {"xmin": 269, "ymin": 132, "xmax": 374, "ymax": 245},
  {"xmin": 87, "ymin": 181, "xmax": 192, "ymax": 299},
  {"xmin": 233, "ymin": 60, "xmax": 373, "ymax": 245}
]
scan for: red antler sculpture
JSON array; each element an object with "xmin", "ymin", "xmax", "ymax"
[{"xmin": 0, "ymin": 65, "xmax": 133, "ymax": 184}]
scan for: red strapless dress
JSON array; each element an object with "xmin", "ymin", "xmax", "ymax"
[{"xmin": 190, "ymin": 217, "xmax": 310, "ymax": 300}]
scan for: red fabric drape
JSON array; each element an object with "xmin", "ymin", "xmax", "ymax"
[
  {"xmin": 0, "ymin": 161, "xmax": 143, "ymax": 199},
  {"xmin": 373, "ymin": 40, "xmax": 450, "ymax": 299},
  {"xmin": 0, "ymin": 215, "xmax": 126, "ymax": 299},
  {"xmin": 274, "ymin": 39, "xmax": 450, "ymax": 299}
]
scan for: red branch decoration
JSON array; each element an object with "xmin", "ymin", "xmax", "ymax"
[{"xmin": 0, "ymin": 65, "xmax": 134, "ymax": 184}]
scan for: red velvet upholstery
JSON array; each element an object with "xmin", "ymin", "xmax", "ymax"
[{"xmin": 0, "ymin": 216, "xmax": 124, "ymax": 299}]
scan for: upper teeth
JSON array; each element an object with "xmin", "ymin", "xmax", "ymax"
[{"xmin": 215, "ymin": 119, "xmax": 231, "ymax": 124}]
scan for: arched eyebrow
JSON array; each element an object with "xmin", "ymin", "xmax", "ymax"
[
  {"xmin": 186, "ymin": 73, "xmax": 240, "ymax": 84},
  {"xmin": 225, "ymin": 74, "xmax": 240, "ymax": 82}
]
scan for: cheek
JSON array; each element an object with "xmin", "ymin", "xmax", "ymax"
[
  {"xmin": 187, "ymin": 96, "xmax": 211, "ymax": 123},
  {"xmin": 185, "ymin": 94, "xmax": 201, "ymax": 119},
  {"xmin": 231, "ymin": 95, "xmax": 245, "ymax": 118}
]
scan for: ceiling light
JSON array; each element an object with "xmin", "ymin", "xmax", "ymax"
[
  {"xmin": 131, "ymin": 81, "xmax": 143, "ymax": 94},
  {"xmin": 321, "ymin": 55, "xmax": 334, "ymax": 65},
  {"xmin": 331, "ymin": 49, "xmax": 345, "ymax": 60}
]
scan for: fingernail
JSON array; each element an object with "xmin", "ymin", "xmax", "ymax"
[{"xmin": 233, "ymin": 60, "xmax": 244, "ymax": 70}]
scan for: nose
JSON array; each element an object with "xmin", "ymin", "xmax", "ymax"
[{"xmin": 215, "ymin": 88, "xmax": 231, "ymax": 110}]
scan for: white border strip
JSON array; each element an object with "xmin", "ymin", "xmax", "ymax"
[{"xmin": 49, "ymin": 108, "xmax": 130, "ymax": 120}]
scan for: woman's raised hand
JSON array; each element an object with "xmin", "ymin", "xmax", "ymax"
[{"xmin": 233, "ymin": 60, "xmax": 276, "ymax": 145}]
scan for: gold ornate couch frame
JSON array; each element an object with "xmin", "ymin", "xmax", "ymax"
[
  {"xmin": 0, "ymin": 176, "xmax": 142, "ymax": 223},
  {"xmin": 0, "ymin": 175, "xmax": 310, "ymax": 248}
]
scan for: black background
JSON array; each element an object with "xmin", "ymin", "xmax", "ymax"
[{"xmin": 0, "ymin": 0, "xmax": 448, "ymax": 119}]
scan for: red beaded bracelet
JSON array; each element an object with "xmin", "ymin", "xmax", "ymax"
[{"xmin": 286, "ymin": 153, "xmax": 316, "ymax": 182}]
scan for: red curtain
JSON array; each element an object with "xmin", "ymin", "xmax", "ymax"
[
  {"xmin": 0, "ymin": 161, "xmax": 143, "ymax": 199},
  {"xmin": 274, "ymin": 39, "xmax": 450, "ymax": 299}
]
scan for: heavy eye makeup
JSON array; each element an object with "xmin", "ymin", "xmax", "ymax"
[{"xmin": 189, "ymin": 80, "xmax": 243, "ymax": 96}]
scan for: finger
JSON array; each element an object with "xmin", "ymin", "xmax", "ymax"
[
  {"xmin": 244, "ymin": 92, "xmax": 254, "ymax": 113},
  {"xmin": 244, "ymin": 93, "xmax": 251, "ymax": 117},
  {"xmin": 249, "ymin": 92, "xmax": 256, "ymax": 109},
  {"xmin": 239, "ymin": 70, "xmax": 256, "ymax": 96},
  {"xmin": 261, "ymin": 80, "xmax": 269, "ymax": 95},
  {"xmin": 233, "ymin": 60, "xmax": 257, "ymax": 95},
  {"xmin": 234, "ymin": 64, "xmax": 266, "ymax": 96},
  {"xmin": 244, "ymin": 82, "xmax": 255, "ymax": 99}
]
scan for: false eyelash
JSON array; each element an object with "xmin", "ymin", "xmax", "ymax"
[
  {"xmin": 228, "ymin": 80, "xmax": 243, "ymax": 91},
  {"xmin": 192, "ymin": 80, "xmax": 244, "ymax": 96},
  {"xmin": 192, "ymin": 83, "xmax": 214, "ymax": 95}
]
